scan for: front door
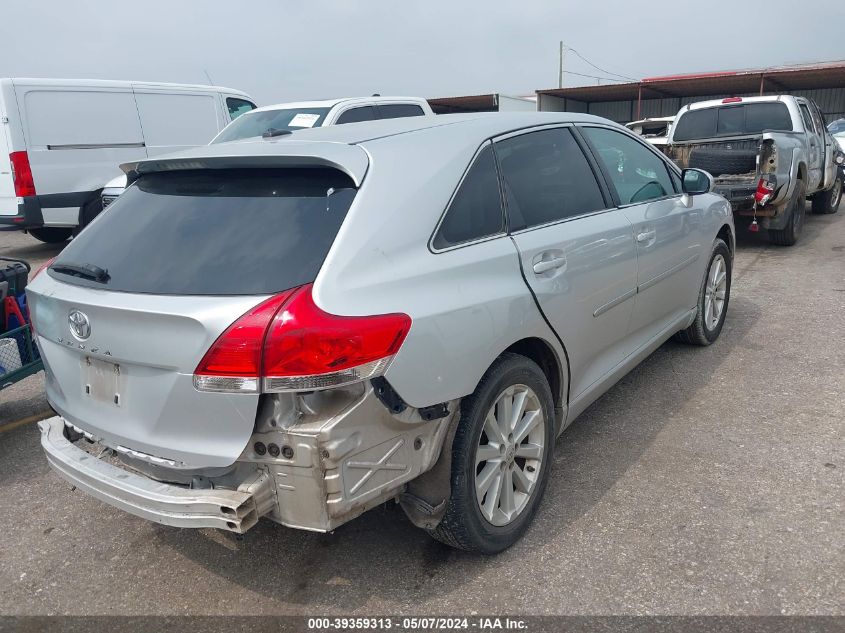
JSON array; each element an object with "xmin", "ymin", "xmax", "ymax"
[
  {"xmin": 496, "ymin": 126, "xmax": 638, "ymax": 400},
  {"xmin": 579, "ymin": 125, "xmax": 705, "ymax": 349}
]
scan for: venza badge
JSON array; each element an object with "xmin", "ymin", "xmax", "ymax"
[{"xmin": 68, "ymin": 310, "xmax": 91, "ymax": 341}]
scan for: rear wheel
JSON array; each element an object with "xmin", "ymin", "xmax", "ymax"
[
  {"xmin": 811, "ymin": 172, "xmax": 842, "ymax": 214},
  {"xmin": 769, "ymin": 179, "xmax": 806, "ymax": 246},
  {"xmin": 29, "ymin": 227, "xmax": 72, "ymax": 244},
  {"xmin": 674, "ymin": 238, "xmax": 731, "ymax": 346},
  {"xmin": 74, "ymin": 196, "xmax": 104, "ymax": 235},
  {"xmin": 429, "ymin": 353, "xmax": 554, "ymax": 554}
]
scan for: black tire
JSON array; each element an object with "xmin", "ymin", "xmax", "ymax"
[
  {"xmin": 28, "ymin": 227, "xmax": 72, "ymax": 244},
  {"xmin": 811, "ymin": 172, "xmax": 842, "ymax": 215},
  {"xmin": 674, "ymin": 238, "xmax": 732, "ymax": 346},
  {"xmin": 73, "ymin": 196, "xmax": 104, "ymax": 236},
  {"xmin": 429, "ymin": 353, "xmax": 555, "ymax": 554},
  {"xmin": 769, "ymin": 179, "xmax": 806, "ymax": 246}
]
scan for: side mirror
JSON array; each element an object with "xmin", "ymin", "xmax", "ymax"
[{"xmin": 681, "ymin": 168, "xmax": 713, "ymax": 195}]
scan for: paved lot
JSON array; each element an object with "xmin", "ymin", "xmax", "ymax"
[{"xmin": 0, "ymin": 206, "xmax": 843, "ymax": 616}]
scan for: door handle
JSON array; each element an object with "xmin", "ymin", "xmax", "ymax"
[
  {"xmin": 533, "ymin": 257, "xmax": 567, "ymax": 274},
  {"xmin": 636, "ymin": 230, "xmax": 657, "ymax": 243}
]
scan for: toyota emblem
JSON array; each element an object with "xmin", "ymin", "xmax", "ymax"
[{"xmin": 68, "ymin": 310, "xmax": 91, "ymax": 341}]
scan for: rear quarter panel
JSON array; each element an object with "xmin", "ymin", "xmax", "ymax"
[{"xmin": 313, "ymin": 131, "xmax": 565, "ymax": 409}]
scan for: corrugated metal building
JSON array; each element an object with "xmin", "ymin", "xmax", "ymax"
[{"xmin": 536, "ymin": 61, "xmax": 845, "ymax": 124}]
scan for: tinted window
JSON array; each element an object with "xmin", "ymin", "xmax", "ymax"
[
  {"xmin": 716, "ymin": 106, "xmax": 744, "ymax": 136},
  {"xmin": 212, "ymin": 107, "xmax": 331, "ymax": 143},
  {"xmin": 673, "ymin": 102, "xmax": 792, "ymax": 141},
  {"xmin": 335, "ymin": 106, "xmax": 377, "ymax": 125},
  {"xmin": 496, "ymin": 128, "xmax": 605, "ymax": 230},
  {"xmin": 799, "ymin": 104, "xmax": 815, "ymax": 133},
  {"xmin": 745, "ymin": 103, "xmax": 794, "ymax": 134},
  {"xmin": 377, "ymin": 104, "xmax": 425, "ymax": 120},
  {"xmin": 50, "ymin": 169, "xmax": 356, "ymax": 295},
  {"xmin": 583, "ymin": 127, "xmax": 674, "ymax": 205},
  {"xmin": 226, "ymin": 98, "xmax": 256, "ymax": 120},
  {"xmin": 433, "ymin": 144, "xmax": 504, "ymax": 249}
]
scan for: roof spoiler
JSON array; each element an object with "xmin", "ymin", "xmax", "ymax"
[{"xmin": 121, "ymin": 141, "xmax": 369, "ymax": 187}]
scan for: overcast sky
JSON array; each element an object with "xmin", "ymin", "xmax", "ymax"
[{"xmin": 2, "ymin": 0, "xmax": 844, "ymax": 105}]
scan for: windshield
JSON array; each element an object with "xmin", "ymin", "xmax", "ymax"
[
  {"xmin": 50, "ymin": 168, "xmax": 356, "ymax": 295},
  {"xmin": 828, "ymin": 119, "xmax": 845, "ymax": 135},
  {"xmin": 673, "ymin": 102, "xmax": 793, "ymax": 142},
  {"xmin": 211, "ymin": 107, "xmax": 331, "ymax": 144}
]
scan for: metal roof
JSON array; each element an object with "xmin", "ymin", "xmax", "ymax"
[{"xmin": 537, "ymin": 60, "xmax": 845, "ymax": 103}]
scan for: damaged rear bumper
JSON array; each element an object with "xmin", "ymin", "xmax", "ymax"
[{"xmin": 38, "ymin": 416, "xmax": 274, "ymax": 533}]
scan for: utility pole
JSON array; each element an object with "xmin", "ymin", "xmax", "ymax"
[{"xmin": 558, "ymin": 42, "xmax": 567, "ymax": 89}]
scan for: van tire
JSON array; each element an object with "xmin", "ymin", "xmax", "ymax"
[
  {"xmin": 769, "ymin": 179, "xmax": 806, "ymax": 246},
  {"xmin": 75, "ymin": 196, "xmax": 104, "ymax": 235},
  {"xmin": 428, "ymin": 353, "xmax": 554, "ymax": 554},
  {"xmin": 29, "ymin": 227, "xmax": 72, "ymax": 244},
  {"xmin": 811, "ymin": 172, "xmax": 842, "ymax": 215}
]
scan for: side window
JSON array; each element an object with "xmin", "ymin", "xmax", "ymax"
[
  {"xmin": 799, "ymin": 104, "xmax": 816, "ymax": 133},
  {"xmin": 432, "ymin": 144, "xmax": 504, "ymax": 249},
  {"xmin": 377, "ymin": 104, "xmax": 425, "ymax": 120},
  {"xmin": 582, "ymin": 126, "xmax": 676, "ymax": 205},
  {"xmin": 335, "ymin": 106, "xmax": 377, "ymax": 125},
  {"xmin": 810, "ymin": 104, "xmax": 826, "ymax": 135},
  {"xmin": 226, "ymin": 98, "xmax": 256, "ymax": 120},
  {"xmin": 668, "ymin": 168, "xmax": 682, "ymax": 193},
  {"xmin": 495, "ymin": 128, "xmax": 605, "ymax": 230}
]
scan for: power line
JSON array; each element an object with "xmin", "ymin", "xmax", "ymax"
[
  {"xmin": 567, "ymin": 47, "xmax": 639, "ymax": 82},
  {"xmin": 564, "ymin": 70, "xmax": 628, "ymax": 83}
]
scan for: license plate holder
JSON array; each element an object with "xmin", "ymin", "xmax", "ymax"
[{"xmin": 82, "ymin": 356, "xmax": 125, "ymax": 407}]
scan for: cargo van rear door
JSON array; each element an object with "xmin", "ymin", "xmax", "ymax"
[{"xmin": 0, "ymin": 90, "xmax": 16, "ymax": 217}]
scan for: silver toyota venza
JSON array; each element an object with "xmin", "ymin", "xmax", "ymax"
[{"xmin": 29, "ymin": 113, "xmax": 734, "ymax": 553}]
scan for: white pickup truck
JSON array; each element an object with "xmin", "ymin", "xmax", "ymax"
[{"xmin": 666, "ymin": 95, "xmax": 844, "ymax": 245}]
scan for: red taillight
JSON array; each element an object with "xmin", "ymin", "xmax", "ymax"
[
  {"xmin": 722, "ymin": 97, "xmax": 743, "ymax": 104},
  {"xmin": 754, "ymin": 177, "xmax": 776, "ymax": 206},
  {"xmin": 30, "ymin": 257, "xmax": 56, "ymax": 281},
  {"xmin": 10, "ymin": 151, "xmax": 36, "ymax": 197},
  {"xmin": 193, "ymin": 284, "xmax": 412, "ymax": 393}
]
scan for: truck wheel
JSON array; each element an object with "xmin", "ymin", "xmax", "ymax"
[
  {"xmin": 29, "ymin": 227, "xmax": 72, "ymax": 244},
  {"xmin": 74, "ymin": 197, "xmax": 104, "ymax": 235},
  {"xmin": 429, "ymin": 353, "xmax": 554, "ymax": 554},
  {"xmin": 769, "ymin": 179, "xmax": 806, "ymax": 246},
  {"xmin": 811, "ymin": 172, "xmax": 842, "ymax": 214},
  {"xmin": 674, "ymin": 238, "xmax": 731, "ymax": 346}
]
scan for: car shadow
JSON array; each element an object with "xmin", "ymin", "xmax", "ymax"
[
  {"xmin": 154, "ymin": 294, "xmax": 762, "ymax": 612},
  {"xmin": 0, "ymin": 234, "xmax": 67, "ymax": 262}
]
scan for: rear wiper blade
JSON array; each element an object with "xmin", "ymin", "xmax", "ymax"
[
  {"xmin": 49, "ymin": 262, "xmax": 110, "ymax": 283},
  {"xmin": 262, "ymin": 128, "xmax": 292, "ymax": 138}
]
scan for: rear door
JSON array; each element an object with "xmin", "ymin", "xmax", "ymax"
[
  {"xmin": 28, "ymin": 167, "xmax": 359, "ymax": 467},
  {"xmin": 798, "ymin": 101, "xmax": 824, "ymax": 191},
  {"xmin": 580, "ymin": 125, "xmax": 705, "ymax": 349},
  {"xmin": 0, "ymin": 89, "xmax": 15, "ymax": 217},
  {"xmin": 498, "ymin": 126, "xmax": 638, "ymax": 400}
]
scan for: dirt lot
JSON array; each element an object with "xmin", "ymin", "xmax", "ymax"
[{"xmin": 0, "ymin": 205, "xmax": 843, "ymax": 615}]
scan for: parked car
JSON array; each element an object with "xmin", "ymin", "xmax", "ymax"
[
  {"xmin": 30, "ymin": 113, "xmax": 734, "ymax": 554},
  {"xmin": 666, "ymin": 96, "xmax": 844, "ymax": 245},
  {"xmin": 625, "ymin": 116, "xmax": 675, "ymax": 150},
  {"xmin": 210, "ymin": 95, "xmax": 434, "ymax": 144},
  {"xmin": 0, "ymin": 78, "xmax": 255, "ymax": 242},
  {"xmin": 99, "ymin": 96, "xmax": 434, "ymax": 207}
]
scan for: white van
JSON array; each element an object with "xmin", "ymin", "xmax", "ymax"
[{"xmin": 0, "ymin": 78, "xmax": 255, "ymax": 242}]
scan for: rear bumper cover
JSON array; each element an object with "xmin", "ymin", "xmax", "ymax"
[{"xmin": 38, "ymin": 416, "xmax": 272, "ymax": 533}]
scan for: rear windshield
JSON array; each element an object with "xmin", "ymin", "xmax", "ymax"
[
  {"xmin": 49, "ymin": 168, "xmax": 356, "ymax": 295},
  {"xmin": 673, "ymin": 102, "xmax": 793, "ymax": 141},
  {"xmin": 212, "ymin": 108, "xmax": 331, "ymax": 143}
]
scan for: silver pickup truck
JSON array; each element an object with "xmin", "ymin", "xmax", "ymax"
[{"xmin": 666, "ymin": 95, "xmax": 844, "ymax": 245}]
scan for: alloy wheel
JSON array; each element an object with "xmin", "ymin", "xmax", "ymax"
[
  {"xmin": 704, "ymin": 254, "xmax": 728, "ymax": 331},
  {"xmin": 474, "ymin": 385, "xmax": 545, "ymax": 527}
]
